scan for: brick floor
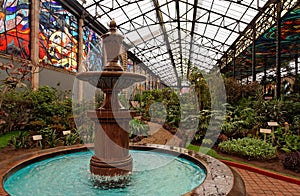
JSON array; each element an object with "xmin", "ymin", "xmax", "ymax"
[{"xmin": 232, "ymin": 167, "xmax": 300, "ymax": 196}]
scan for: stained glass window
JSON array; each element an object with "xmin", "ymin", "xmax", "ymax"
[
  {"xmin": 0, "ymin": 0, "xmax": 30, "ymax": 59},
  {"xmin": 39, "ymin": 0, "xmax": 78, "ymax": 72},
  {"xmin": 82, "ymin": 26, "xmax": 103, "ymax": 71}
]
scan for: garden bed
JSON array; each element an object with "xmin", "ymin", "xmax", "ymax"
[{"xmin": 214, "ymin": 146, "xmax": 300, "ymax": 179}]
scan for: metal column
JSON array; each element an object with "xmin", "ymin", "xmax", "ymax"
[
  {"xmin": 275, "ymin": 0, "xmax": 282, "ymax": 98},
  {"xmin": 30, "ymin": 0, "xmax": 40, "ymax": 90}
]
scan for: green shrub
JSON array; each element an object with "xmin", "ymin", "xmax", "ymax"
[
  {"xmin": 282, "ymin": 151, "xmax": 300, "ymax": 172},
  {"xmin": 218, "ymin": 137, "xmax": 277, "ymax": 160},
  {"xmin": 9, "ymin": 131, "xmax": 31, "ymax": 149},
  {"xmin": 64, "ymin": 131, "xmax": 80, "ymax": 146},
  {"xmin": 129, "ymin": 118, "xmax": 149, "ymax": 137},
  {"xmin": 0, "ymin": 130, "xmax": 21, "ymax": 149},
  {"xmin": 133, "ymin": 88, "xmax": 181, "ymax": 128},
  {"xmin": 38, "ymin": 127, "xmax": 60, "ymax": 148},
  {"xmin": 0, "ymin": 90, "xmax": 32, "ymax": 134},
  {"xmin": 274, "ymin": 127, "xmax": 300, "ymax": 153}
]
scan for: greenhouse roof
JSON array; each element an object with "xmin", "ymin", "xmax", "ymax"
[{"xmin": 69, "ymin": 0, "xmax": 299, "ymax": 86}]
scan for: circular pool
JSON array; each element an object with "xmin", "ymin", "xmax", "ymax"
[{"xmin": 4, "ymin": 150, "xmax": 206, "ymax": 196}]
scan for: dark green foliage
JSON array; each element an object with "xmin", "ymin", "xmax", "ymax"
[
  {"xmin": 282, "ymin": 151, "xmax": 300, "ymax": 172},
  {"xmin": 0, "ymin": 130, "xmax": 21, "ymax": 149},
  {"xmin": 192, "ymin": 110, "xmax": 211, "ymax": 142},
  {"xmin": 129, "ymin": 118, "xmax": 149, "ymax": 137},
  {"xmin": 274, "ymin": 127, "xmax": 300, "ymax": 153},
  {"xmin": 133, "ymin": 88, "xmax": 181, "ymax": 128},
  {"xmin": 224, "ymin": 78, "xmax": 261, "ymax": 105},
  {"xmin": 9, "ymin": 131, "xmax": 31, "ymax": 149},
  {"xmin": 38, "ymin": 127, "xmax": 59, "ymax": 148},
  {"xmin": 188, "ymin": 67, "xmax": 211, "ymax": 110},
  {"xmin": 218, "ymin": 137, "xmax": 277, "ymax": 160},
  {"xmin": 72, "ymin": 100, "xmax": 95, "ymax": 144},
  {"xmin": 64, "ymin": 131, "xmax": 81, "ymax": 146},
  {"xmin": 0, "ymin": 85, "xmax": 81, "ymax": 149},
  {"xmin": 221, "ymin": 103, "xmax": 255, "ymax": 139},
  {"xmin": 0, "ymin": 90, "xmax": 32, "ymax": 134},
  {"xmin": 28, "ymin": 86, "xmax": 73, "ymax": 131},
  {"xmin": 0, "ymin": 86, "xmax": 74, "ymax": 135},
  {"xmin": 94, "ymin": 90, "xmax": 104, "ymax": 109}
]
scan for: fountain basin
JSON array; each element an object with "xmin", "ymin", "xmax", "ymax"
[{"xmin": 0, "ymin": 144, "xmax": 238, "ymax": 195}]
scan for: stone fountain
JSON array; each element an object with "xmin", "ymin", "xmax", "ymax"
[
  {"xmin": 76, "ymin": 20, "xmax": 145, "ymax": 177},
  {"xmin": 1, "ymin": 20, "xmax": 244, "ymax": 196}
]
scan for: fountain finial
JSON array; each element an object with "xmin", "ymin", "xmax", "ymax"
[
  {"xmin": 102, "ymin": 19, "xmax": 124, "ymax": 71},
  {"xmin": 108, "ymin": 19, "xmax": 117, "ymax": 33}
]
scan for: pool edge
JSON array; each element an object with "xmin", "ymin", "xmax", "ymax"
[{"xmin": 1, "ymin": 144, "xmax": 236, "ymax": 196}]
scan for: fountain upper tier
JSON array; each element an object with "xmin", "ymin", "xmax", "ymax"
[
  {"xmin": 76, "ymin": 19, "xmax": 145, "ymax": 91},
  {"xmin": 76, "ymin": 71, "xmax": 145, "ymax": 91}
]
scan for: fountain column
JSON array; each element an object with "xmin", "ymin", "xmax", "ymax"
[
  {"xmin": 76, "ymin": 20, "xmax": 145, "ymax": 177},
  {"xmin": 88, "ymin": 108, "xmax": 133, "ymax": 176}
]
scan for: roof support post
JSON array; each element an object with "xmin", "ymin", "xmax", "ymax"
[
  {"xmin": 295, "ymin": 54, "xmax": 298, "ymax": 76},
  {"xmin": 246, "ymin": 71, "xmax": 249, "ymax": 84},
  {"xmin": 175, "ymin": 0, "xmax": 183, "ymax": 78},
  {"xmin": 187, "ymin": 0, "xmax": 198, "ymax": 78},
  {"xmin": 275, "ymin": 0, "xmax": 282, "ymax": 98},
  {"xmin": 233, "ymin": 47, "xmax": 236, "ymax": 79},
  {"xmin": 77, "ymin": 16, "xmax": 84, "ymax": 101},
  {"xmin": 264, "ymin": 61, "xmax": 267, "ymax": 94},
  {"xmin": 295, "ymin": 54, "xmax": 299, "ymax": 93},
  {"xmin": 252, "ymin": 26, "xmax": 256, "ymax": 82},
  {"xmin": 225, "ymin": 53, "xmax": 228, "ymax": 72},
  {"xmin": 30, "ymin": 0, "xmax": 40, "ymax": 90}
]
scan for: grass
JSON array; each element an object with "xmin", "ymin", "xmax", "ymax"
[
  {"xmin": 0, "ymin": 131, "xmax": 21, "ymax": 149},
  {"xmin": 187, "ymin": 144, "xmax": 236, "ymax": 161}
]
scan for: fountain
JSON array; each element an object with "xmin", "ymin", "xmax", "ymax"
[
  {"xmin": 76, "ymin": 19, "xmax": 145, "ymax": 178},
  {"xmin": 0, "ymin": 19, "xmax": 244, "ymax": 196}
]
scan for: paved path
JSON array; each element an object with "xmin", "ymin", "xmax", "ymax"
[{"xmin": 232, "ymin": 167, "xmax": 300, "ymax": 196}]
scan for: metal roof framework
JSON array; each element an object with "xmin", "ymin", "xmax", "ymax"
[{"xmin": 68, "ymin": 0, "xmax": 299, "ymax": 86}]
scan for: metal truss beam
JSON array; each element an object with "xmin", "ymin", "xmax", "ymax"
[{"xmin": 152, "ymin": 0, "xmax": 179, "ymax": 86}]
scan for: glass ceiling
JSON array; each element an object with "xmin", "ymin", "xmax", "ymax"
[{"xmin": 76, "ymin": 0, "xmax": 269, "ymax": 86}]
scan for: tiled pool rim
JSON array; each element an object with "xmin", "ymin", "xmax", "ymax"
[{"xmin": 0, "ymin": 144, "xmax": 235, "ymax": 196}]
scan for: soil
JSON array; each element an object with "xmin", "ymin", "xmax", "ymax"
[
  {"xmin": 1, "ymin": 122, "xmax": 299, "ymax": 179},
  {"xmin": 0, "ymin": 146, "xmax": 39, "ymax": 162}
]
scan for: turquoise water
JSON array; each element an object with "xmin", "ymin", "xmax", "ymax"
[{"xmin": 4, "ymin": 150, "xmax": 206, "ymax": 196}]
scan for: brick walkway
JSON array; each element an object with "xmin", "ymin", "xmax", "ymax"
[{"xmin": 232, "ymin": 167, "xmax": 300, "ymax": 196}]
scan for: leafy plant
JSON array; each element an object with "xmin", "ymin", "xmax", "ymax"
[
  {"xmin": 129, "ymin": 118, "xmax": 149, "ymax": 137},
  {"xmin": 188, "ymin": 66, "xmax": 211, "ymax": 110},
  {"xmin": 9, "ymin": 131, "xmax": 31, "ymax": 149},
  {"xmin": 0, "ymin": 90, "xmax": 32, "ymax": 134},
  {"xmin": 218, "ymin": 137, "xmax": 277, "ymax": 160},
  {"xmin": 0, "ymin": 130, "xmax": 21, "ymax": 149},
  {"xmin": 282, "ymin": 151, "xmax": 300, "ymax": 172},
  {"xmin": 221, "ymin": 103, "xmax": 255, "ymax": 139},
  {"xmin": 72, "ymin": 99, "xmax": 95, "ymax": 143},
  {"xmin": 274, "ymin": 127, "xmax": 300, "ymax": 153},
  {"xmin": 0, "ymin": 56, "xmax": 36, "ymax": 109},
  {"xmin": 39, "ymin": 127, "xmax": 60, "ymax": 148},
  {"xmin": 64, "ymin": 131, "xmax": 80, "ymax": 146}
]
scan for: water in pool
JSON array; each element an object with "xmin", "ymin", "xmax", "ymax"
[{"xmin": 4, "ymin": 150, "xmax": 206, "ymax": 196}]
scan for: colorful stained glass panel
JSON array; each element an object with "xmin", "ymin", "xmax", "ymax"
[
  {"xmin": 39, "ymin": 0, "xmax": 78, "ymax": 72},
  {"xmin": 0, "ymin": 0, "xmax": 30, "ymax": 59},
  {"xmin": 82, "ymin": 26, "xmax": 103, "ymax": 71}
]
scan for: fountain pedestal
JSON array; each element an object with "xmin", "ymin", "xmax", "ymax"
[
  {"xmin": 88, "ymin": 110, "xmax": 133, "ymax": 176},
  {"xmin": 76, "ymin": 20, "xmax": 145, "ymax": 178}
]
